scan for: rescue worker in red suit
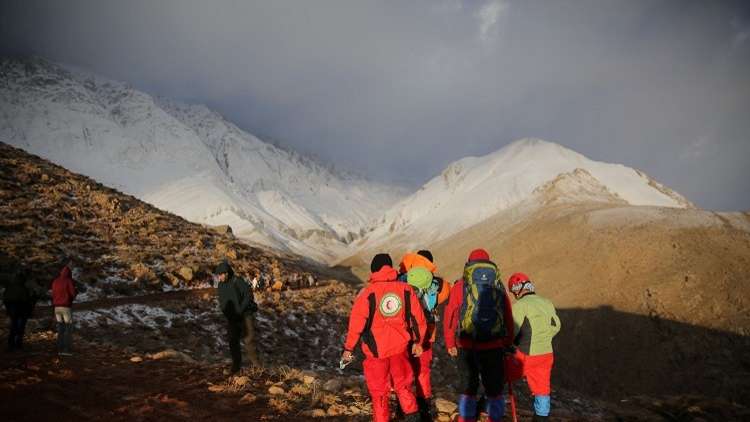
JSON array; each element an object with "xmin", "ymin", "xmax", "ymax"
[
  {"xmin": 398, "ymin": 250, "xmax": 451, "ymax": 421},
  {"xmin": 342, "ymin": 253, "xmax": 428, "ymax": 422},
  {"xmin": 443, "ymin": 249, "xmax": 514, "ymax": 422}
]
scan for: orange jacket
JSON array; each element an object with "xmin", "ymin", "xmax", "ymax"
[
  {"xmin": 344, "ymin": 266, "xmax": 427, "ymax": 359},
  {"xmin": 399, "ymin": 253, "xmax": 437, "ymax": 274}
]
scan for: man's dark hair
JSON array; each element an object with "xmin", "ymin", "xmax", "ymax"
[
  {"xmin": 370, "ymin": 253, "xmax": 393, "ymax": 273},
  {"xmin": 417, "ymin": 250, "xmax": 434, "ymax": 263}
]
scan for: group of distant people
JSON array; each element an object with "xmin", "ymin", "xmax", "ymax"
[
  {"xmin": 341, "ymin": 249, "xmax": 561, "ymax": 422},
  {"xmin": 2, "ymin": 258, "xmax": 78, "ymax": 356},
  {"xmin": 249, "ymin": 271, "xmax": 317, "ymax": 292}
]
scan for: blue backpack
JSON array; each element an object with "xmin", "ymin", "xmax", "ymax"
[
  {"xmin": 399, "ymin": 273, "xmax": 442, "ymax": 321},
  {"xmin": 458, "ymin": 260, "xmax": 507, "ymax": 342}
]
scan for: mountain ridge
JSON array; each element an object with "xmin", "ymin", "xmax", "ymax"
[{"xmin": 0, "ymin": 56, "xmax": 405, "ymax": 262}]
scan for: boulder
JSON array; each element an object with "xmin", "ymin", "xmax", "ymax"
[
  {"xmin": 302, "ymin": 375, "xmax": 316, "ymax": 385},
  {"xmin": 435, "ymin": 398, "xmax": 457, "ymax": 414},
  {"xmin": 322, "ymin": 378, "xmax": 343, "ymax": 392},
  {"xmin": 129, "ymin": 356, "xmax": 143, "ymax": 363},
  {"xmin": 238, "ymin": 393, "xmax": 257, "ymax": 404},
  {"xmin": 208, "ymin": 384, "xmax": 225, "ymax": 393},
  {"xmin": 149, "ymin": 349, "xmax": 196, "ymax": 363},
  {"xmin": 178, "ymin": 266, "xmax": 194, "ymax": 281},
  {"xmin": 212, "ymin": 225, "xmax": 233, "ymax": 236},
  {"xmin": 308, "ymin": 409, "xmax": 326, "ymax": 417},
  {"xmin": 232, "ymin": 376, "xmax": 250, "ymax": 387},
  {"xmin": 327, "ymin": 404, "xmax": 347, "ymax": 416},
  {"xmin": 268, "ymin": 385, "xmax": 285, "ymax": 395}
]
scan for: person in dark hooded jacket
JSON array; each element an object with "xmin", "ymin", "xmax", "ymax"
[
  {"xmin": 51, "ymin": 260, "xmax": 77, "ymax": 356},
  {"xmin": 215, "ymin": 261, "xmax": 260, "ymax": 373},
  {"xmin": 2, "ymin": 264, "xmax": 41, "ymax": 352}
]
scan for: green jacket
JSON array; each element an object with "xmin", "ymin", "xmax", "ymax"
[
  {"xmin": 217, "ymin": 275, "xmax": 257, "ymax": 320},
  {"xmin": 512, "ymin": 293, "xmax": 561, "ymax": 356}
]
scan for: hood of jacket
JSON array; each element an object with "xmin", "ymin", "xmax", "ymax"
[
  {"xmin": 369, "ymin": 266, "xmax": 399, "ymax": 283},
  {"xmin": 399, "ymin": 252, "xmax": 437, "ymax": 274}
]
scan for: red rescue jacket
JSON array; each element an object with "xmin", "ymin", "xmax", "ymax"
[
  {"xmin": 344, "ymin": 266, "xmax": 427, "ymax": 359},
  {"xmin": 443, "ymin": 279, "xmax": 514, "ymax": 350},
  {"xmin": 51, "ymin": 266, "xmax": 77, "ymax": 307}
]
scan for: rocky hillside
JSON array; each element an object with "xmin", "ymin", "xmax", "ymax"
[{"xmin": 0, "ymin": 141, "xmax": 324, "ymax": 297}]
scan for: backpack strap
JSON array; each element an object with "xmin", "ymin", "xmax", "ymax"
[
  {"xmin": 404, "ymin": 290, "xmax": 421, "ymax": 344},
  {"xmin": 361, "ymin": 293, "xmax": 379, "ymax": 358}
]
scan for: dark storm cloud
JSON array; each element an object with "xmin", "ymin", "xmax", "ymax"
[{"xmin": 1, "ymin": 0, "xmax": 749, "ymax": 210}]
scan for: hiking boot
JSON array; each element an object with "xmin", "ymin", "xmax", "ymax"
[
  {"xmin": 223, "ymin": 365, "xmax": 241, "ymax": 376},
  {"xmin": 402, "ymin": 412, "xmax": 422, "ymax": 422},
  {"xmin": 416, "ymin": 397, "xmax": 434, "ymax": 422}
]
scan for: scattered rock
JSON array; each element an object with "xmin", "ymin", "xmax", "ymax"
[
  {"xmin": 322, "ymin": 378, "xmax": 343, "ymax": 392},
  {"xmin": 232, "ymin": 376, "xmax": 250, "ymax": 387},
  {"xmin": 268, "ymin": 385, "xmax": 285, "ymax": 395},
  {"xmin": 208, "ymin": 384, "xmax": 225, "ymax": 393},
  {"xmin": 435, "ymin": 397, "xmax": 457, "ymax": 414},
  {"xmin": 326, "ymin": 404, "xmax": 347, "ymax": 416},
  {"xmin": 130, "ymin": 356, "xmax": 143, "ymax": 363},
  {"xmin": 307, "ymin": 409, "xmax": 326, "ymax": 417},
  {"xmin": 149, "ymin": 349, "xmax": 196, "ymax": 363},
  {"xmin": 178, "ymin": 266, "xmax": 194, "ymax": 281},
  {"xmin": 302, "ymin": 375, "xmax": 316, "ymax": 385},
  {"xmin": 238, "ymin": 393, "xmax": 257, "ymax": 405},
  {"xmin": 211, "ymin": 225, "xmax": 233, "ymax": 236}
]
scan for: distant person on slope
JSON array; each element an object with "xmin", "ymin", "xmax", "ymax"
[
  {"xmin": 214, "ymin": 261, "xmax": 260, "ymax": 373},
  {"xmin": 443, "ymin": 249, "xmax": 514, "ymax": 422},
  {"xmin": 398, "ymin": 250, "xmax": 451, "ymax": 421},
  {"xmin": 505, "ymin": 272, "xmax": 561, "ymax": 422},
  {"xmin": 51, "ymin": 259, "xmax": 77, "ymax": 356},
  {"xmin": 341, "ymin": 253, "xmax": 427, "ymax": 422},
  {"xmin": 2, "ymin": 264, "xmax": 43, "ymax": 352}
]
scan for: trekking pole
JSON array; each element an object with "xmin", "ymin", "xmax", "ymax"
[
  {"xmin": 504, "ymin": 354, "xmax": 518, "ymax": 422},
  {"xmin": 507, "ymin": 379, "xmax": 518, "ymax": 422}
]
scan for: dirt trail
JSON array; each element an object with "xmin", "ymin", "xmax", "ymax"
[{"xmin": 0, "ymin": 334, "xmax": 351, "ymax": 421}]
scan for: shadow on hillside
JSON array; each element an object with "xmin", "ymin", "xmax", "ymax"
[{"xmin": 553, "ymin": 306, "xmax": 750, "ymax": 403}]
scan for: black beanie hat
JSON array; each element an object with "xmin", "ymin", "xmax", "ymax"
[
  {"xmin": 417, "ymin": 250, "xmax": 434, "ymax": 263},
  {"xmin": 214, "ymin": 260, "xmax": 234, "ymax": 277},
  {"xmin": 370, "ymin": 253, "xmax": 393, "ymax": 273}
]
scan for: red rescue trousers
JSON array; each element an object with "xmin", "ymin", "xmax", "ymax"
[
  {"xmin": 364, "ymin": 351, "xmax": 418, "ymax": 422},
  {"xmin": 506, "ymin": 350, "xmax": 554, "ymax": 395},
  {"xmin": 409, "ymin": 344, "xmax": 433, "ymax": 399}
]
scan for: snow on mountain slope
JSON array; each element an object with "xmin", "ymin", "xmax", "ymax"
[
  {"xmin": 354, "ymin": 138, "xmax": 694, "ymax": 253},
  {"xmin": 158, "ymin": 99, "xmax": 404, "ymax": 241},
  {"xmin": 0, "ymin": 57, "xmax": 404, "ymax": 262}
]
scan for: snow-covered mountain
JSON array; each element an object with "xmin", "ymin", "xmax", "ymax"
[
  {"xmin": 0, "ymin": 57, "xmax": 404, "ymax": 262},
  {"xmin": 351, "ymin": 138, "xmax": 694, "ymax": 255},
  {"xmin": 0, "ymin": 56, "xmax": 698, "ymax": 265}
]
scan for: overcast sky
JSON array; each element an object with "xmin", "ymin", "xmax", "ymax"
[{"xmin": 1, "ymin": 0, "xmax": 749, "ymax": 210}]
